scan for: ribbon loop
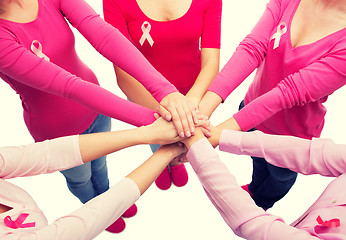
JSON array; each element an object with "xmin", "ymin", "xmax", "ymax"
[
  {"xmin": 139, "ymin": 21, "xmax": 154, "ymax": 47},
  {"xmin": 316, "ymin": 215, "xmax": 340, "ymax": 228},
  {"xmin": 31, "ymin": 40, "xmax": 50, "ymax": 61},
  {"xmin": 4, "ymin": 213, "xmax": 36, "ymax": 229},
  {"xmin": 270, "ymin": 22, "xmax": 287, "ymax": 50}
]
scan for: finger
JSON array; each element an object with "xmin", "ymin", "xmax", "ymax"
[
  {"xmin": 153, "ymin": 112, "xmax": 160, "ymax": 119},
  {"xmin": 201, "ymin": 127, "xmax": 212, "ymax": 138},
  {"xmin": 188, "ymin": 101, "xmax": 199, "ymax": 125},
  {"xmin": 157, "ymin": 106, "xmax": 172, "ymax": 121},
  {"xmin": 175, "ymin": 104, "xmax": 192, "ymax": 137},
  {"xmin": 169, "ymin": 107, "xmax": 185, "ymax": 138}
]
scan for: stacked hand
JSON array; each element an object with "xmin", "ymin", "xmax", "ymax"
[{"xmin": 158, "ymin": 92, "xmax": 199, "ymax": 138}]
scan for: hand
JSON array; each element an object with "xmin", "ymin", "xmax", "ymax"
[
  {"xmin": 195, "ymin": 114, "xmax": 211, "ymax": 138},
  {"xmin": 158, "ymin": 92, "xmax": 198, "ymax": 138},
  {"xmin": 170, "ymin": 152, "xmax": 188, "ymax": 164},
  {"xmin": 144, "ymin": 117, "xmax": 184, "ymax": 145}
]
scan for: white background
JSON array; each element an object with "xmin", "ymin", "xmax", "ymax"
[{"xmin": 0, "ymin": 0, "xmax": 346, "ymax": 239}]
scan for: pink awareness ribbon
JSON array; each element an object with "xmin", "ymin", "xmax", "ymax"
[
  {"xmin": 270, "ymin": 22, "xmax": 287, "ymax": 50},
  {"xmin": 316, "ymin": 215, "xmax": 340, "ymax": 228},
  {"xmin": 4, "ymin": 213, "xmax": 36, "ymax": 229},
  {"xmin": 139, "ymin": 21, "xmax": 154, "ymax": 47},
  {"xmin": 30, "ymin": 40, "xmax": 50, "ymax": 61}
]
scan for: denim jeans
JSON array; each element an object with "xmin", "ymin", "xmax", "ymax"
[
  {"xmin": 60, "ymin": 114, "xmax": 111, "ymax": 204},
  {"xmin": 239, "ymin": 101, "xmax": 297, "ymax": 209}
]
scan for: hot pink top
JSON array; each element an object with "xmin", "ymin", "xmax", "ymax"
[
  {"xmin": 187, "ymin": 130, "xmax": 346, "ymax": 239},
  {"xmin": 0, "ymin": 136, "xmax": 140, "ymax": 239},
  {"xmin": 208, "ymin": 0, "xmax": 346, "ymax": 139},
  {"xmin": 0, "ymin": 0, "xmax": 178, "ymax": 142},
  {"xmin": 103, "ymin": 0, "xmax": 221, "ymax": 95}
]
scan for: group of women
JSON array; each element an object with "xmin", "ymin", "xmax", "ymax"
[{"xmin": 0, "ymin": 0, "xmax": 345, "ymax": 239}]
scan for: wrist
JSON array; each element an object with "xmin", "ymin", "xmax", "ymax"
[{"xmin": 184, "ymin": 131, "xmax": 205, "ymax": 149}]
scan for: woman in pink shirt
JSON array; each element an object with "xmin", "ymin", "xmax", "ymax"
[
  {"xmin": 0, "ymin": 117, "xmax": 192, "ymax": 239},
  {"xmin": 182, "ymin": 127, "xmax": 346, "ymax": 239},
  {"xmin": 103, "ymin": 0, "xmax": 221, "ymax": 190},
  {"xmin": 198, "ymin": 0, "xmax": 346, "ymax": 210},
  {"xmin": 0, "ymin": 0, "xmax": 199, "ymax": 232}
]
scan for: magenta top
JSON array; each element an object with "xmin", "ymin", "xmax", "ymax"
[
  {"xmin": 187, "ymin": 130, "xmax": 346, "ymax": 239},
  {"xmin": 0, "ymin": 136, "xmax": 140, "ymax": 239},
  {"xmin": 103, "ymin": 0, "xmax": 222, "ymax": 95},
  {"xmin": 0, "ymin": 0, "xmax": 178, "ymax": 142},
  {"xmin": 208, "ymin": 0, "xmax": 346, "ymax": 139}
]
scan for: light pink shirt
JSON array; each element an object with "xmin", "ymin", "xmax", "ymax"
[
  {"xmin": 0, "ymin": 136, "xmax": 140, "ymax": 239},
  {"xmin": 187, "ymin": 131, "xmax": 346, "ymax": 239},
  {"xmin": 0, "ymin": 0, "xmax": 177, "ymax": 142},
  {"xmin": 208, "ymin": 0, "xmax": 346, "ymax": 139}
]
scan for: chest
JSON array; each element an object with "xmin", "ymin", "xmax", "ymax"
[
  {"xmin": 136, "ymin": 0, "xmax": 193, "ymax": 21},
  {"xmin": 0, "ymin": 0, "xmax": 38, "ymax": 24},
  {"xmin": 290, "ymin": 0, "xmax": 346, "ymax": 48}
]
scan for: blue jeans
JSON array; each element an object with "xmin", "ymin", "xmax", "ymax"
[
  {"xmin": 239, "ymin": 101, "xmax": 297, "ymax": 209},
  {"xmin": 150, "ymin": 144, "xmax": 161, "ymax": 153},
  {"xmin": 60, "ymin": 114, "xmax": 111, "ymax": 204}
]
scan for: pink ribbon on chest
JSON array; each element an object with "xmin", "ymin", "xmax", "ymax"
[
  {"xmin": 316, "ymin": 215, "xmax": 340, "ymax": 228},
  {"xmin": 270, "ymin": 22, "xmax": 287, "ymax": 49},
  {"xmin": 4, "ymin": 213, "xmax": 36, "ymax": 229}
]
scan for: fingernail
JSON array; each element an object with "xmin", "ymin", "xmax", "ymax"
[
  {"xmin": 191, "ymin": 126, "xmax": 195, "ymax": 133},
  {"xmin": 186, "ymin": 131, "xmax": 191, "ymax": 137},
  {"xmin": 180, "ymin": 132, "xmax": 185, "ymax": 138}
]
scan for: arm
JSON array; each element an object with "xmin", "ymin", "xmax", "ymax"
[
  {"xmin": 186, "ymin": 0, "xmax": 222, "ymax": 108},
  {"xmin": 103, "ymin": 0, "xmax": 159, "ymax": 111},
  {"xmin": 232, "ymin": 46, "xmax": 346, "ymax": 131},
  {"xmin": 61, "ymin": 0, "xmax": 177, "ymax": 102},
  {"xmin": 0, "ymin": 117, "xmax": 181, "ymax": 179},
  {"xmin": 186, "ymin": 48, "xmax": 220, "ymax": 108},
  {"xmin": 3, "ymin": 143, "xmax": 184, "ymax": 239},
  {"xmin": 200, "ymin": 0, "xmax": 282, "ymax": 116},
  {"xmin": 219, "ymin": 130, "xmax": 346, "ymax": 177},
  {"xmin": 183, "ymin": 131, "xmax": 319, "ymax": 240},
  {"xmin": 0, "ymin": 31, "xmax": 156, "ymax": 127}
]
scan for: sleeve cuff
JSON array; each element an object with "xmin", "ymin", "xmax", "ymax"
[
  {"xmin": 186, "ymin": 138, "xmax": 218, "ymax": 173},
  {"xmin": 219, "ymin": 130, "xmax": 244, "ymax": 155}
]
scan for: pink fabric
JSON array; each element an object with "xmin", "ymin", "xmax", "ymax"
[
  {"xmin": 208, "ymin": 0, "xmax": 346, "ymax": 139},
  {"xmin": 187, "ymin": 130, "xmax": 346, "ymax": 239},
  {"xmin": 103, "ymin": 0, "xmax": 221, "ymax": 95},
  {"xmin": 0, "ymin": 0, "xmax": 178, "ymax": 142},
  {"xmin": 0, "ymin": 136, "xmax": 140, "ymax": 239}
]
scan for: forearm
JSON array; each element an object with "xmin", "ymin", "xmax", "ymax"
[
  {"xmin": 186, "ymin": 48, "xmax": 220, "ymax": 106},
  {"xmin": 198, "ymin": 91, "xmax": 223, "ymax": 117},
  {"xmin": 78, "ymin": 127, "xmax": 149, "ymax": 163},
  {"xmin": 114, "ymin": 65, "xmax": 160, "ymax": 111},
  {"xmin": 126, "ymin": 144, "xmax": 183, "ymax": 194}
]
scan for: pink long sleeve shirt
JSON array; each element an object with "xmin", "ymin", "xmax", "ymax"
[
  {"xmin": 103, "ymin": 0, "xmax": 221, "ymax": 95},
  {"xmin": 187, "ymin": 130, "xmax": 346, "ymax": 239},
  {"xmin": 0, "ymin": 0, "xmax": 178, "ymax": 142},
  {"xmin": 0, "ymin": 136, "xmax": 140, "ymax": 239},
  {"xmin": 208, "ymin": 0, "xmax": 346, "ymax": 139}
]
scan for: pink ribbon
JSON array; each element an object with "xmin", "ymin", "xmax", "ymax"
[
  {"xmin": 316, "ymin": 215, "xmax": 340, "ymax": 228},
  {"xmin": 4, "ymin": 213, "xmax": 36, "ymax": 229},
  {"xmin": 270, "ymin": 22, "xmax": 287, "ymax": 49}
]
